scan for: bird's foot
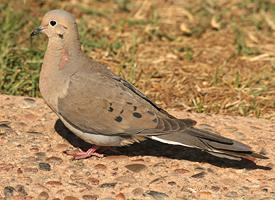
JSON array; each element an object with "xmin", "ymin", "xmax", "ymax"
[{"xmin": 65, "ymin": 146, "xmax": 104, "ymax": 160}]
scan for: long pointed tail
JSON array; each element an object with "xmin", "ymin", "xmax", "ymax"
[{"xmin": 150, "ymin": 127, "xmax": 268, "ymax": 160}]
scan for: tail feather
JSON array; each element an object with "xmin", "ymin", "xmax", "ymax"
[{"xmin": 150, "ymin": 127, "xmax": 268, "ymax": 160}]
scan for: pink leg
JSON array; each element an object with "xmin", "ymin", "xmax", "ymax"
[{"xmin": 65, "ymin": 146, "xmax": 104, "ymax": 160}]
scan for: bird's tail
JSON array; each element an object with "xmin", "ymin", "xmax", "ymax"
[{"xmin": 150, "ymin": 127, "xmax": 268, "ymax": 160}]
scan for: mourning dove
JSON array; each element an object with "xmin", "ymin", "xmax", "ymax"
[{"xmin": 31, "ymin": 9, "xmax": 267, "ymax": 160}]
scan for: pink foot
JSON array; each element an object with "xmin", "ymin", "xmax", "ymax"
[{"xmin": 65, "ymin": 146, "xmax": 104, "ymax": 160}]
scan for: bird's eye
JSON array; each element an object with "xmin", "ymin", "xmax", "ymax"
[{"xmin": 50, "ymin": 20, "xmax": 57, "ymax": 26}]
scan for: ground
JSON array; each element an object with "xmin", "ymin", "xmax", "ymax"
[
  {"xmin": 0, "ymin": 0, "xmax": 275, "ymax": 199},
  {"xmin": 0, "ymin": 95, "xmax": 274, "ymax": 199}
]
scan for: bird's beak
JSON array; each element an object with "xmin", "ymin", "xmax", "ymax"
[{"xmin": 30, "ymin": 26, "xmax": 44, "ymax": 37}]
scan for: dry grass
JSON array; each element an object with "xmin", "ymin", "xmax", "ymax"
[{"xmin": 0, "ymin": 0, "xmax": 274, "ymax": 119}]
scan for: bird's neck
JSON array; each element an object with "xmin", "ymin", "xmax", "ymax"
[{"xmin": 40, "ymin": 36, "xmax": 85, "ymax": 112}]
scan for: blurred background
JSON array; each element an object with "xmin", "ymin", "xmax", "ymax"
[{"xmin": 0, "ymin": 0, "xmax": 274, "ymax": 119}]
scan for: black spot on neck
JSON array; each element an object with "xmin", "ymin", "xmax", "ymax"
[
  {"xmin": 115, "ymin": 116, "xmax": 123, "ymax": 122},
  {"xmin": 133, "ymin": 112, "xmax": 142, "ymax": 118}
]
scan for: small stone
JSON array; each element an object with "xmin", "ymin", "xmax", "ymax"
[
  {"xmin": 125, "ymin": 163, "xmax": 147, "ymax": 173},
  {"xmin": 174, "ymin": 168, "xmax": 189, "ymax": 174},
  {"xmin": 146, "ymin": 190, "xmax": 169, "ymax": 200},
  {"xmin": 87, "ymin": 177, "xmax": 100, "ymax": 185},
  {"xmin": 105, "ymin": 155, "xmax": 129, "ymax": 160},
  {"xmin": 116, "ymin": 193, "xmax": 126, "ymax": 200},
  {"xmin": 39, "ymin": 162, "xmax": 51, "ymax": 171},
  {"xmin": 82, "ymin": 194, "xmax": 99, "ymax": 200},
  {"xmin": 64, "ymin": 196, "xmax": 79, "ymax": 200},
  {"xmin": 35, "ymin": 152, "xmax": 46, "ymax": 159},
  {"xmin": 37, "ymin": 191, "xmax": 49, "ymax": 200},
  {"xmin": 225, "ymin": 191, "xmax": 238, "ymax": 198},
  {"xmin": 46, "ymin": 181, "xmax": 63, "ymax": 186},
  {"xmin": 22, "ymin": 97, "xmax": 37, "ymax": 108},
  {"xmin": 100, "ymin": 182, "xmax": 117, "ymax": 188},
  {"xmin": 211, "ymin": 186, "xmax": 220, "ymax": 191},
  {"xmin": 0, "ymin": 121, "xmax": 11, "ymax": 129},
  {"xmin": 4, "ymin": 186, "xmax": 16, "ymax": 197},
  {"xmin": 191, "ymin": 172, "xmax": 206, "ymax": 178},
  {"xmin": 198, "ymin": 191, "xmax": 212, "ymax": 199},
  {"xmin": 115, "ymin": 175, "xmax": 137, "ymax": 184},
  {"xmin": 15, "ymin": 185, "xmax": 27, "ymax": 195},
  {"xmin": 0, "ymin": 163, "xmax": 14, "ymax": 172},
  {"xmin": 94, "ymin": 164, "xmax": 107, "ymax": 170},
  {"xmin": 132, "ymin": 188, "xmax": 144, "ymax": 196},
  {"xmin": 168, "ymin": 181, "xmax": 176, "ymax": 186},
  {"xmin": 23, "ymin": 167, "xmax": 38, "ymax": 174},
  {"xmin": 46, "ymin": 156, "xmax": 63, "ymax": 165}
]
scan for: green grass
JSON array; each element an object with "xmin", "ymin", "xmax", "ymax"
[{"xmin": 0, "ymin": 0, "xmax": 274, "ymax": 119}]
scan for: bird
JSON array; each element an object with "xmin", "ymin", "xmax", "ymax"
[{"xmin": 31, "ymin": 9, "xmax": 267, "ymax": 161}]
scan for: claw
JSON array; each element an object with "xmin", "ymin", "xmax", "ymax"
[{"xmin": 64, "ymin": 146, "xmax": 104, "ymax": 160}]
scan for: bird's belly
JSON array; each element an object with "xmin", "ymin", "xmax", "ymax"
[{"xmin": 59, "ymin": 116, "xmax": 123, "ymax": 146}]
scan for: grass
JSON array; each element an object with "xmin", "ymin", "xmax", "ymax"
[{"xmin": 0, "ymin": 0, "xmax": 274, "ymax": 120}]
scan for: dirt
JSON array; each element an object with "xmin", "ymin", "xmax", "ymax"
[{"xmin": 0, "ymin": 94, "xmax": 274, "ymax": 200}]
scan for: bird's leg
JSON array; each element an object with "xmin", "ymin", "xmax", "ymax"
[{"xmin": 65, "ymin": 145, "xmax": 104, "ymax": 160}]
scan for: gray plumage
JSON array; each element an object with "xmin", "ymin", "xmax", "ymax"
[{"xmin": 32, "ymin": 9, "xmax": 267, "ymax": 160}]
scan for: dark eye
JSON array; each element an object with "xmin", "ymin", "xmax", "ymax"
[{"xmin": 50, "ymin": 20, "xmax": 57, "ymax": 26}]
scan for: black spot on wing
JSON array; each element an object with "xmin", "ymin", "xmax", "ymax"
[
  {"xmin": 147, "ymin": 111, "xmax": 155, "ymax": 116},
  {"xmin": 133, "ymin": 112, "xmax": 142, "ymax": 118},
  {"xmin": 115, "ymin": 116, "xmax": 123, "ymax": 122},
  {"xmin": 108, "ymin": 107, "xmax": 114, "ymax": 112}
]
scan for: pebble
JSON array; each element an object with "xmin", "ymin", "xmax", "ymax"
[
  {"xmin": 4, "ymin": 186, "xmax": 16, "ymax": 197},
  {"xmin": 211, "ymin": 186, "xmax": 220, "ymax": 191},
  {"xmin": 174, "ymin": 168, "xmax": 189, "ymax": 174},
  {"xmin": 35, "ymin": 152, "xmax": 47, "ymax": 160},
  {"xmin": 15, "ymin": 185, "xmax": 27, "ymax": 195},
  {"xmin": 115, "ymin": 175, "xmax": 137, "ymax": 184},
  {"xmin": 64, "ymin": 196, "xmax": 79, "ymax": 200},
  {"xmin": 46, "ymin": 156, "xmax": 63, "ymax": 165},
  {"xmin": 37, "ymin": 191, "xmax": 49, "ymax": 200},
  {"xmin": 39, "ymin": 162, "xmax": 51, "ymax": 171},
  {"xmin": 132, "ymin": 188, "xmax": 144, "ymax": 196},
  {"xmin": 94, "ymin": 164, "xmax": 107, "ymax": 170},
  {"xmin": 23, "ymin": 167, "xmax": 38, "ymax": 174},
  {"xmin": 87, "ymin": 177, "xmax": 100, "ymax": 185},
  {"xmin": 125, "ymin": 163, "xmax": 147, "ymax": 173},
  {"xmin": 115, "ymin": 193, "xmax": 126, "ymax": 200},
  {"xmin": 99, "ymin": 182, "xmax": 117, "ymax": 188},
  {"xmin": 46, "ymin": 181, "xmax": 63, "ymax": 186},
  {"xmin": 82, "ymin": 194, "xmax": 99, "ymax": 200},
  {"xmin": 191, "ymin": 171, "xmax": 206, "ymax": 178},
  {"xmin": 198, "ymin": 191, "xmax": 212, "ymax": 199},
  {"xmin": 146, "ymin": 190, "xmax": 169, "ymax": 200},
  {"xmin": 225, "ymin": 191, "xmax": 238, "ymax": 198}
]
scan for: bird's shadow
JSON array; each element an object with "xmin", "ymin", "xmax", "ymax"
[{"xmin": 54, "ymin": 119, "xmax": 271, "ymax": 170}]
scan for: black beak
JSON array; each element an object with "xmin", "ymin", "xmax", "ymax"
[{"xmin": 30, "ymin": 27, "xmax": 43, "ymax": 37}]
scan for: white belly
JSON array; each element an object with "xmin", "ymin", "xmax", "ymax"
[{"xmin": 59, "ymin": 115, "xmax": 124, "ymax": 146}]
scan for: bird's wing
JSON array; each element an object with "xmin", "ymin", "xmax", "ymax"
[{"xmin": 57, "ymin": 66, "xmax": 194, "ymax": 136}]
